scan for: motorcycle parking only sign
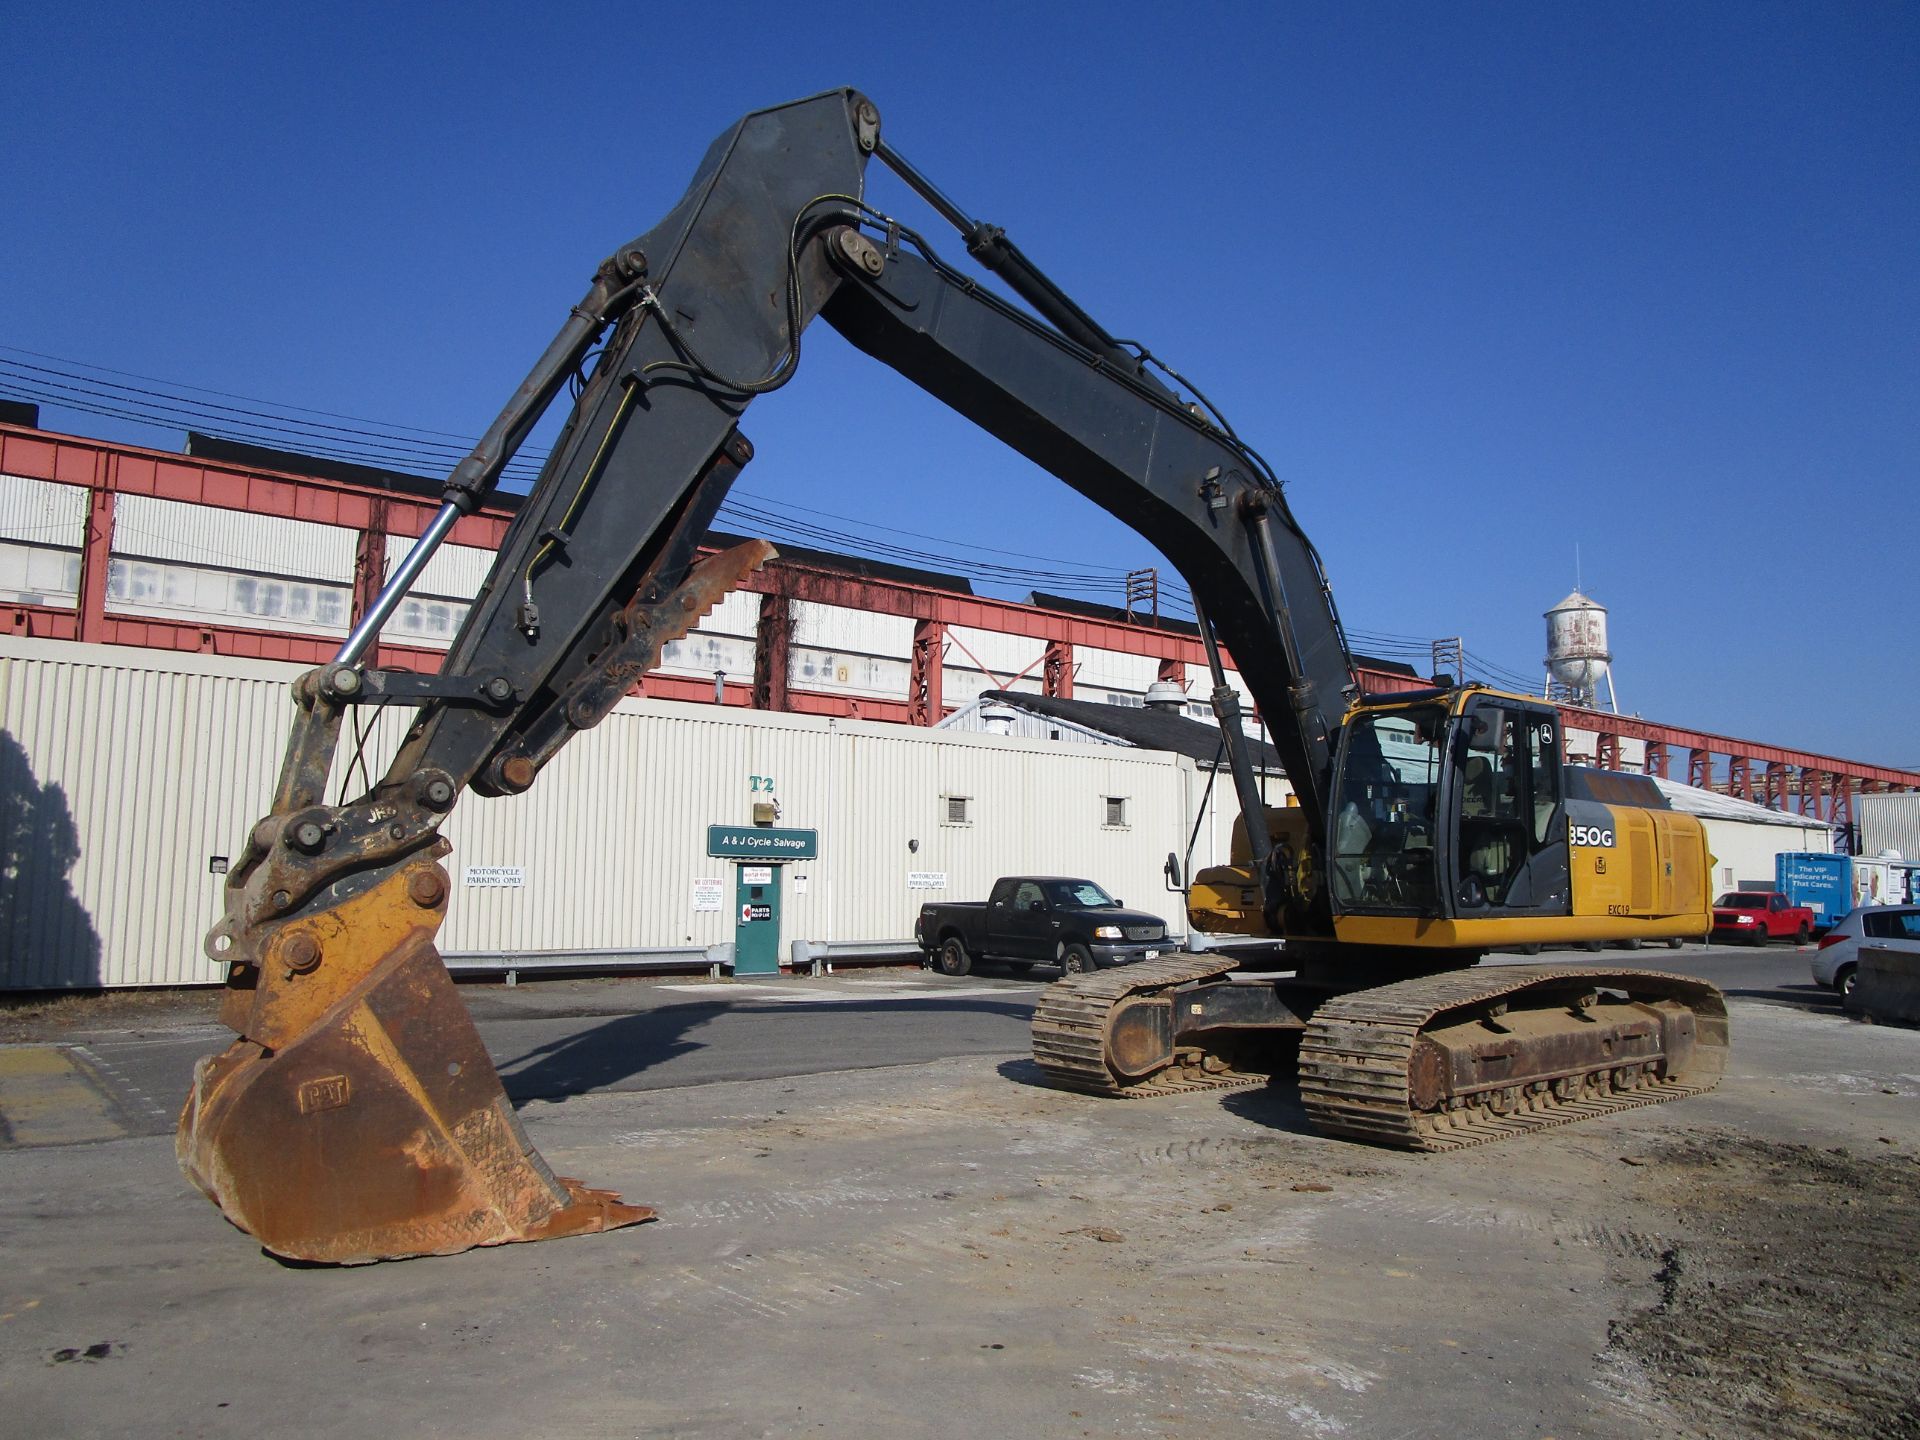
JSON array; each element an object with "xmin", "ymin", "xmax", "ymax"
[{"xmin": 463, "ymin": 865, "xmax": 526, "ymax": 888}]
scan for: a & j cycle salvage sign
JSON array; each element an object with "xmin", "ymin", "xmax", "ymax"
[{"xmin": 707, "ymin": 825, "xmax": 819, "ymax": 860}]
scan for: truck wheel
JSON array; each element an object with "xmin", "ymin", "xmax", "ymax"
[
  {"xmin": 1665, "ymin": 936, "xmax": 1685, "ymax": 949},
  {"xmin": 1749, "ymin": 927, "xmax": 1767, "ymax": 947},
  {"xmin": 1795, "ymin": 922, "xmax": 1812, "ymax": 946},
  {"xmin": 935, "ymin": 936, "xmax": 972, "ymax": 977},
  {"xmin": 1060, "ymin": 943, "xmax": 1095, "ymax": 975},
  {"xmin": 1616, "ymin": 937, "xmax": 1642, "ymax": 951}
]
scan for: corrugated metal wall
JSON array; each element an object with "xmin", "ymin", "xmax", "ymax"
[
  {"xmin": 0, "ymin": 637, "xmax": 1198, "ymax": 987},
  {"xmin": 0, "ymin": 639, "xmax": 302, "ymax": 988},
  {"xmin": 0, "ymin": 474, "xmax": 87, "ymax": 608},
  {"xmin": 384, "ymin": 535, "xmax": 493, "ymax": 599},
  {"xmin": 1075, "ymin": 644, "xmax": 1158, "ymax": 698},
  {"xmin": 1698, "ymin": 816, "xmax": 1833, "ymax": 893},
  {"xmin": 113, "ymin": 494, "xmax": 358, "ymax": 579},
  {"xmin": 945, "ymin": 624, "xmax": 1045, "ymax": 704},
  {"xmin": 791, "ymin": 600, "xmax": 912, "ymax": 657},
  {"xmin": 1861, "ymin": 793, "xmax": 1920, "ymax": 863},
  {"xmin": 936, "ymin": 696, "xmax": 1289, "ymax": 875},
  {"xmin": 789, "ymin": 600, "xmax": 914, "ymax": 701},
  {"xmin": 0, "ymin": 472, "xmax": 87, "ymax": 546}
]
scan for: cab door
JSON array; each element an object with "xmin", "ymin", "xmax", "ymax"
[{"xmin": 1444, "ymin": 697, "xmax": 1570, "ymax": 918}]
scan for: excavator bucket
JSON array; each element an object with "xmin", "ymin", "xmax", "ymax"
[
  {"xmin": 179, "ymin": 541, "xmax": 778, "ymax": 1262},
  {"xmin": 178, "ymin": 845, "xmax": 654, "ymax": 1264}
]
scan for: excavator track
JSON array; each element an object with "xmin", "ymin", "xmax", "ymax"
[
  {"xmin": 1031, "ymin": 953, "xmax": 1264, "ymax": 1097},
  {"xmin": 1297, "ymin": 965, "xmax": 1728, "ymax": 1151}
]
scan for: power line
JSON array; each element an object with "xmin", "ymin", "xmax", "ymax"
[
  {"xmin": 12, "ymin": 347, "xmax": 1568, "ymax": 664},
  {"xmin": 4, "ymin": 346, "xmax": 1198, "ymax": 609},
  {"xmin": 0, "ymin": 343, "xmax": 515, "ymax": 442}
]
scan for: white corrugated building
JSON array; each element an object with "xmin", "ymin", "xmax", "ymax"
[
  {"xmin": 0, "ymin": 636, "xmax": 1202, "ymax": 988},
  {"xmin": 1860, "ymin": 792, "xmax": 1920, "ymax": 863}
]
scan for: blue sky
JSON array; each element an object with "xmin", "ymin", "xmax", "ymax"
[{"xmin": 3, "ymin": 3, "xmax": 1914, "ymax": 765}]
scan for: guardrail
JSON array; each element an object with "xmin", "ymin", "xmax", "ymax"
[
  {"xmin": 789, "ymin": 940, "xmax": 926, "ymax": 977},
  {"xmin": 441, "ymin": 933, "xmax": 1287, "ymax": 985},
  {"xmin": 443, "ymin": 943, "xmax": 736, "ymax": 984}
]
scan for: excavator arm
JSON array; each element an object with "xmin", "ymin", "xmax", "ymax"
[{"xmin": 181, "ymin": 88, "xmax": 1363, "ymax": 1262}]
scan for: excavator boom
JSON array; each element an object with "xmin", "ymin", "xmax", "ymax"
[{"xmin": 181, "ymin": 88, "xmax": 1353, "ymax": 1262}]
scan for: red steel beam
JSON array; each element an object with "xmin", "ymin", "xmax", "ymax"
[
  {"xmin": 0, "ymin": 424, "xmax": 510, "ymax": 549},
  {"xmin": 752, "ymin": 591, "xmax": 791, "ymax": 712},
  {"xmin": 908, "ymin": 619, "xmax": 944, "ymax": 726},
  {"xmin": 11, "ymin": 423, "xmax": 1914, "ymax": 793},
  {"xmin": 1561, "ymin": 702, "xmax": 1920, "ymax": 791}
]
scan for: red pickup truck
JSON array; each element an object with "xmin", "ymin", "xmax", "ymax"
[{"xmin": 1711, "ymin": 891, "xmax": 1815, "ymax": 946}]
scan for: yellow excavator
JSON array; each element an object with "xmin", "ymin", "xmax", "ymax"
[{"xmin": 178, "ymin": 89, "xmax": 1724, "ymax": 1263}]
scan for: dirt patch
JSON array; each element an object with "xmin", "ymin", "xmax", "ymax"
[
  {"xmin": 1606, "ymin": 1130, "xmax": 1920, "ymax": 1440},
  {"xmin": 0, "ymin": 988, "xmax": 220, "ymax": 1042}
]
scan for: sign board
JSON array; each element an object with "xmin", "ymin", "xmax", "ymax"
[
  {"xmin": 463, "ymin": 866, "xmax": 526, "ymax": 888},
  {"xmin": 792, "ymin": 872, "xmax": 809, "ymax": 896},
  {"xmin": 739, "ymin": 903, "xmax": 773, "ymax": 923},
  {"xmin": 741, "ymin": 866, "xmax": 774, "ymax": 885},
  {"xmin": 707, "ymin": 825, "xmax": 818, "ymax": 859},
  {"xmin": 691, "ymin": 877, "xmax": 725, "ymax": 912},
  {"xmin": 907, "ymin": 871, "xmax": 948, "ymax": 889}
]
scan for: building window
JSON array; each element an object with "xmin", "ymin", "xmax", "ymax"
[
  {"xmin": 1104, "ymin": 796, "xmax": 1128, "ymax": 828},
  {"xmin": 943, "ymin": 794, "xmax": 972, "ymax": 826}
]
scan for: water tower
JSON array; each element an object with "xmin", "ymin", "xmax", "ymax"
[{"xmin": 1543, "ymin": 589, "xmax": 1617, "ymax": 711}]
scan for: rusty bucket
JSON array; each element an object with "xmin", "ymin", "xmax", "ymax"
[{"xmin": 178, "ymin": 853, "xmax": 653, "ymax": 1263}]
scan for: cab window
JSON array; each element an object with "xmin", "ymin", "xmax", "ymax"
[
  {"xmin": 1330, "ymin": 706, "xmax": 1443, "ymax": 910},
  {"xmin": 1526, "ymin": 717, "xmax": 1560, "ymax": 848},
  {"xmin": 1460, "ymin": 709, "xmax": 1558, "ymax": 853}
]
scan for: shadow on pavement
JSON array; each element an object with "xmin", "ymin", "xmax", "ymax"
[
  {"xmin": 497, "ymin": 994, "xmax": 1036, "ymax": 1104},
  {"xmin": 964, "ymin": 959, "xmax": 1054, "ymax": 985},
  {"xmin": 995, "ymin": 1053, "xmax": 1320, "ymax": 1138},
  {"xmin": 496, "ymin": 1002, "xmax": 728, "ymax": 1103},
  {"xmin": 1218, "ymin": 1079, "xmax": 1317, "ymax": 1138},
  {"xmin": 1720, "ymin": 981, "xmax": 1846, "ymax": 1015}
]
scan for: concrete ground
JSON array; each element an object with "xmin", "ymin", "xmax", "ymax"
[{"xmin": 1, "ymin": 956, "xmax": 1915, "ymax": 1439}]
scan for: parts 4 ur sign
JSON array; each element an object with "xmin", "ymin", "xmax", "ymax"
[{"xmin": 707, "ymin": 825, "xmax": 819, "ymax": 859}]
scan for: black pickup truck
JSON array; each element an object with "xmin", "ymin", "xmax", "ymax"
[{"xmin": 916, "ymin": 876, "xmax": 1173, "ymax": 977}]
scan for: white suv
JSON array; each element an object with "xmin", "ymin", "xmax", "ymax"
[{"xmin": 1810, "ymin": 904, "xmax": 1920, "ymax": 999}]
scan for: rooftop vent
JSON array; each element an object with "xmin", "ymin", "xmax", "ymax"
[{"xmin": 1143, "ymin": 680, "xmax": 1186, "ymax": 713}]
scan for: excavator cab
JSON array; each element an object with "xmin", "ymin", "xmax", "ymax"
[{"xmin": 1328, "ymin": 690, "xmax": 1570, "ymax": 924}]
